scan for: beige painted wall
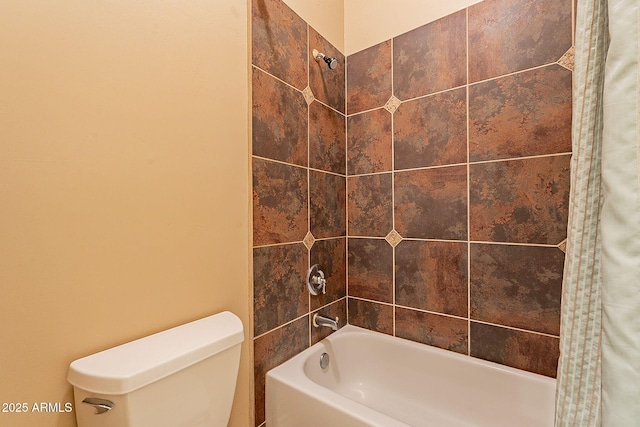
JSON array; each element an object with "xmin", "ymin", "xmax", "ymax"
[
  {"xmin": 282, "ymin": 0, "xmax": 345, "ymax": 53},
  {"xmin": 0, "ymin": 1, "xmax": 251, "ymax": 426},
  {"xmin": 282, "ymin": 0, "xmax": 483, "ymax": 55},
  {"xmin": 344, "ymin": 0, "xmax": 482, "ymax": 54}
]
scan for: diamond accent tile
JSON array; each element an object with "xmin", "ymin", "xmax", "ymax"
[
  {"xmin": 303, "ymin": 232, "xmax": 316, "ymax": 249},
  {"xmin": 384, "ymin": 96, "xmax": 402, "ymax": 114},
  {"xmin": 558, "ymin": 239, "xmax": 567, "ymax": 253},
  {"xmin": 302, "ymin": 86, "xmax": 315, "ymax": 105},
  {"xmin": 385, "ymin": 230, "xmax": 403, "ymax": 247},
  {"xmin": 558, "ymin": 46, "xmax": 575, "ymax": 71}
]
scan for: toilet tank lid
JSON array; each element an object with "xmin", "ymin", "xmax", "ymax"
[{"xmin": 67, "ymin": 311, "xmax": 244, "ymax": 395}]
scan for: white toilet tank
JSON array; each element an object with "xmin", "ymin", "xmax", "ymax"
[{"xmin": 67, "ymin": 311, "xmax": 244, "ymax": 427}]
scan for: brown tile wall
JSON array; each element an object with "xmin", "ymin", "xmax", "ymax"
[
  {"xmin": 251, "ymin": 0, "xmax": 346, "ymax": 424},
  {"xmin": 252, "ymin": 0, "xmax": 574, "ymax": 424},
  {"xmin": 346, "ymin": 0, "xmax": 573, "ymax": 380}
]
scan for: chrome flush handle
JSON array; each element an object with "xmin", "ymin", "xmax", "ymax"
[{"xmin": 82, "ymin": 397, "xmax": 115, "ymax": 415}]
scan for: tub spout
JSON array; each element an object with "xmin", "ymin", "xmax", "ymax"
[{"xmin": 313, "ymin": 313, "xmax": 338, "ymax": 331}]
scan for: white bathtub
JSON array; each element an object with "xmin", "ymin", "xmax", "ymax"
[{"xmin": 266, "ymin": 325, "xmax": 556, "ymax": 427}]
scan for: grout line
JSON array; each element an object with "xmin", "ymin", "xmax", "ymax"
[
  {"xmin": 348, "ymin": 296, "xmax": 395, "ymax": 308},
  {"xmin": 307, "ymin": 282, "xmax": 313, "ymax": 347},
  {"xmin": 466, "ymin": 6, "xmax": 472, "ymax": 357},
  {"xmin": 308, "ymin": 166, "xmax": 347, "ymax": 178},
  {"xmin": 248, "ymin": 7, "xmax": 255, "ymax": 344},
  {"xmin": 346, "ymin": 105, "xmax": 388, "ymax": 119},
  {"xmin": 400, "ymin": 83, "xmax": 468, "ymax": 105},
  {"xmin": 394, "ymin": 161, "xmax": 470, "ymax": 174},
  {"xmin": 394, "ymin": 304, "xmax": 470, "ymax": 322},
  {"xmin": 309, "ymin": 143, "xmax": 572, "ymax": 181},
  {"xmin": 341, "ymin": 236, "xmax": 562, "ymax": 248},
  {"xmin": 313, "ymin": 235, "xmax": 347, "ymax": 242},
  {"xmin": 251, "ymin": 64, "xmax": 303, "ymax": 95},
  {"xmin": 469, "ymin": 152, "xmax": 573, "ymax": 165},
  {"xmin": 470, "ymin": 319, "xmax": 561, "ymax": 339},
  {"xmin": 307, "ymin": 24, "xmax": 310, "ymax": 92},
  {"xmin": 252, "ymin": 63, "xmax": 346, "ymax": 117},
  {"xmin": 347, "ymin": 169, "xmax": 396, "ymax": 178},
  {"xmin": 307, "ymin": 28, "xmax": 312, "ymax": 264},
  {"xmin": 252, "ymin": 296, "xmax": 345, "ymax": 342},
  {"xmin": 345, "ymin": 184, "xmax": 350, "ymax": 320},
  {"xmin": 252, "ymin": 155, "xmax": 347, "ymax": 178},
  {"xmin": 571, "ymin": 0, "xmax": 576, "ymax": 47},
  {"xmin": 251, "ymin": 155, "xmax": 307, "ymax": 171},
  {"xmin": 252, "ymin": 240, "xmax": 309, "ymax": 250},
  {"xmin": 306, "ymin": 22, "xmax": 311, "ymax": 348},
  {"xmin": 389, "ymin": 303, "xmax": 561, "ymax": 339},
  {"xmin": 390, "ymin": 36, "xmax": 397, "ymax": 337},
  {"xmin": 345, "ymin": 297, "xmax": 562, "ymax": 340},
  {"xmin": 311, "ymin": 96, "xmax": 347, "ymax": 117},
  {"xmin": 344, "ymin": 50, "xmax": 351, "ymax": 327},
  {"xmin": 344, "ymin": 60, "xmax": 562, "ymax": 119},
  {"xmin": 345, "ymin": 45, "xmax": 350, "ymax": 321},
  {"xmin": 268, "ymin": 236, "xmax": 565, "ymax": 250},
  {"xmin": 345, "ymin": 235, "xmax": 387, "ymax": 241},
  {"xmin": 335, "ymin": 152, "xmax": 573, "ymax": 179},
  {"xmin": 344, "ymin": 105, "xmax": 348, "ymax": 177},
  {"xmin": 390, "ymin": 37, "xmax": 395, "ymax": 98},
  {"xmin": 469, "ymin": 240, "xmax": 562, "ymax": 248},
  {"xmin": 344, "ymin": 48, "xmax": 349, "ymax": 121},
  {"xmin": 253, "ymin": 313, "xmax": 310, "ymax": 341},
  {"xmin": 308, "ymin": 311, "xmax": 312, "ymax": 347},
  {"xmin": 468, "ymin": 62, "xmax": 563, "ymax": 87},
  {"xmin": 400, "ymin": 237, "xmax": 467, "ymax": 243}
]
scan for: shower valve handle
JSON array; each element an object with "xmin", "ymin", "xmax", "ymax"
[{"xmin": 306, "ymin": 264, "xmax": 327, "ymax": 295}]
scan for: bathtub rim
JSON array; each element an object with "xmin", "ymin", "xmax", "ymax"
[
  {"xmin": 272, "ymin": 324, "xmax": 557, "ymax": 383},
  {"xmin": 266, "ymin": 324, "xmax": 556, "ymax": 427}
]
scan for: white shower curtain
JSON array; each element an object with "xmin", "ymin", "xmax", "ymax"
[{"xmin": 555, "ymin": 0, "xmax": 640, "ymax": 425}]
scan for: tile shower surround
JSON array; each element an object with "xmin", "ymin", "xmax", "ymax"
[
  {"xmin": 251, "ymin": 0, "xmax": 346, "ymax": 424},
  {"xmin": 251, "ymin": 0, "xmax": 573, "ymax": 424}
]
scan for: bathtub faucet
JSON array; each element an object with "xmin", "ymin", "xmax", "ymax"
[{"xmin": 313, "ymin": 313, "xmax": 339, "ymax": 331}]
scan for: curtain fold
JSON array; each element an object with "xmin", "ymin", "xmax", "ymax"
[
  {"xmin": 556, "ymin": 0, "xmax": 640, "ymax": 425},
  {"xmin": 555, "ymin": 0, "xmax": 607, "ymax": 425}
]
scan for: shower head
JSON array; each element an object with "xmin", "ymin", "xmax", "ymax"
[{"xmin": 313, "ymin": 49, "xmax": 338, "ymax": 70}]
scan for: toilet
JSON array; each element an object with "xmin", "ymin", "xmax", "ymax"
[{"xmin": 67, "ymin": 311, "xmax": 244, "ymax": 427}]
